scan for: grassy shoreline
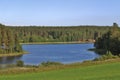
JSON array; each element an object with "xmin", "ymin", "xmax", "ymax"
[
  {"xmin": 0, "ymin": 58, "xmax": 120, "ymax": 75},
  {"xmin": 0, "ymin": 51, "xmax": 28, "ymax": 57},
  {"xmin": 0, "ymin": 56, "xmax": 120, "ymax": 80},
  {"xmin": 0, "ymin": 41, "xmax": 92, "ymax": 57},
  {"xmin": 20, "ymin": 41, "xmax": 93, "ymax": 45}
]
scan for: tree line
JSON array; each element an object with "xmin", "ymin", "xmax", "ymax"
[
  {"xmin": 0, "ymin": 23, "xmax": 112, "ymax": 54},
  {"xmin": 9, "ymin": 26, "xmax": 110, "ymax": 43}
]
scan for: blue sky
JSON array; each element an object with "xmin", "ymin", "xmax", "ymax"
[{"xmin": 0, "ymin": 0, "xmax": 120, "ymax": 26}]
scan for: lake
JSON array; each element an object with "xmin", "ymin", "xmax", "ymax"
[{"xmin": 0, "ymin": 43, "xmax": 99, "ymax": 65}]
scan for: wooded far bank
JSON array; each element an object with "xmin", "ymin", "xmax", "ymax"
[{"xmin": 0, "ymin": 23, "xmax": 117, "ymax": 55}]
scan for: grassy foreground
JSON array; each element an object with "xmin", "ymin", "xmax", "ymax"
[{"xmin": 0, "ymin": 59, "xmax": 120, "ymax": 80}]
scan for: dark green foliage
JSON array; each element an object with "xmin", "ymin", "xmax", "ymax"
[
  {"xmin": 40, "ymin": 61, "xmax": 63, "ymax": 66},
  {"xmin": 0, "ymin": 24, "xmax": 22, "ymax": 54},
  {"xmin": 94, "ymin": 23, "xmax": 120, "ymax": 55},
  {"xmin": 29, "ymin": 36, "xmax": 33, "ymax": 42},
  {"xmin": 9, "ymin": 26, "xmax": 110, "ymax": 43},
  {"xmin": 109, "ymin": 38, "xmax": 120, "ymax": 55},
  {"xmin": 93, "ymin": 52, "xmax": 119, "ymax": 61},
  {"xmin": 94, "ymin": 31, "xmax": 111, "ymax": 53},
  {"xmin": 16, "ymin": 60, "xmax": 24, "ymax": 67},
  {"xmin": 0, "ymin": 23, "xmax": 112, "ymax": 54},
  {"xmin": 94, "ymin": 31, "xmax": 98, "ymax": 40},
  {"xmin": 25, "ymin": 65, "xmax": 39, "ymax": 68},
  {"xmin": 0, "ymin": 23, "xmax": 110, "ymax": 54}
]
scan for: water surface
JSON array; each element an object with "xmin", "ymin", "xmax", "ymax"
[{"xmin": 0, "ymin": 43, "xmax": 99, "ymax": 65}]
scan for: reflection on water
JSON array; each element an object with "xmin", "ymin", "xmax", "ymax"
[
  {"xmin": 0, "ymin": 44, "xmax": 99, "ymax": 66},
  {"xmin": 21, "ymin": 43, "xmax": 99, "ymax": 65},
  {"xmin": 0, "ymin": 55, "xmax": 22, "ymax": 64}
]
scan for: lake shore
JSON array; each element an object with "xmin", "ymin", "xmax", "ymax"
[
  {"xmin": 20, "ymin": 41, "xmax": 93, "ymax": 45},
  {"xmin": 0, "ymin": 58, "xmax": 120, "ymax": 75},
  {"xmin": 0, "ymin": 51, "xmax": 28, "ymax": 57}
]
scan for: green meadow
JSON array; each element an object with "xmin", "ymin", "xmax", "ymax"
[{"xmin": 0, "ymin": 60, "xmax": 120, "ymax": 80}]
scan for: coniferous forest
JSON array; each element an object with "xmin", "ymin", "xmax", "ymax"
[
  {"xmin": 0, "ymin": 24, "xmax": 22, "ymax": 54},
  {"xmin": 1, "ymin": 23, "xmax": 120, "ymax": 55},
  {"xmin": 94, "ymin": 23, "xmax": 120, "ymax": 55},
  {"xmin": 9, "ymin": 25, "xmax": 110, "ymax": 43}
]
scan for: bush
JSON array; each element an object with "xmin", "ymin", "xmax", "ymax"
[
  {"xmin": 93, "ymin": 52, "xmax": 119, "ymax": 61},
  {"xmin": 40, "ymin": 61, "xmax": 63, "ymax": 67},
  {"xmin": 25, "ymin": 65, "xmax": 39, "ymax": 68},
  {"xmin": 16, "ymin": 60, "xmax": 24, "ymax": 67}
]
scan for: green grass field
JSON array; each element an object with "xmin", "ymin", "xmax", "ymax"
[{"xmin": 0, "ymin": 61, "xmax": 120, "ymax": 80}]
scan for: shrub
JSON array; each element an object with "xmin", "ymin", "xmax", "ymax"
[
  {"xmin": 16, "ymin": 60, "xmax": 24, "ymax": 67},
  {"xmin": 93, "ymin": 52, "xmax": 119, "ymax": 61},
  {"xmin": 40, "ymin": 61, "xmax": 63, "ymax": 67},
  {"xmin": 25, "ymin": 65, "xmax": 39, "ymax": 68}
]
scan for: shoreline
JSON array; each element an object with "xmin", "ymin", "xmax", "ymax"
[
  {"xmin": 20, "ymin": 41, "xmax": 94, "ymax": 45},
  {"xmin": 0, "ymin": 42, "xmax": 93, "ymax": 57},
  {"xmin": 0, "ymin": 58, "xmax": 120, "ymax": 75},
  {"xmin": 0, "ymin": 51, "xmax": 28, "ymax": 57}
]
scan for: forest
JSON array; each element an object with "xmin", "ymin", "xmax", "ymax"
[
  {"xmin": 94, "ymin": 23, "xmax": 120, "ymax": 55},
  {"xmin": 0, "ymin": 24, "xmax": 22, "ymax": 54},
  {"xmin": 0, "ymin": 23, "xmax": 115, "ymax": 54},
  {"xmin": 9, "ymin": 25, "xmax": 110, "ymax": 43}
]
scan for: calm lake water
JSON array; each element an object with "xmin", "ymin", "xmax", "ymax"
[{"xmin": 0, "ymin": 43, "xmax": 99, "ymax": 65}]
